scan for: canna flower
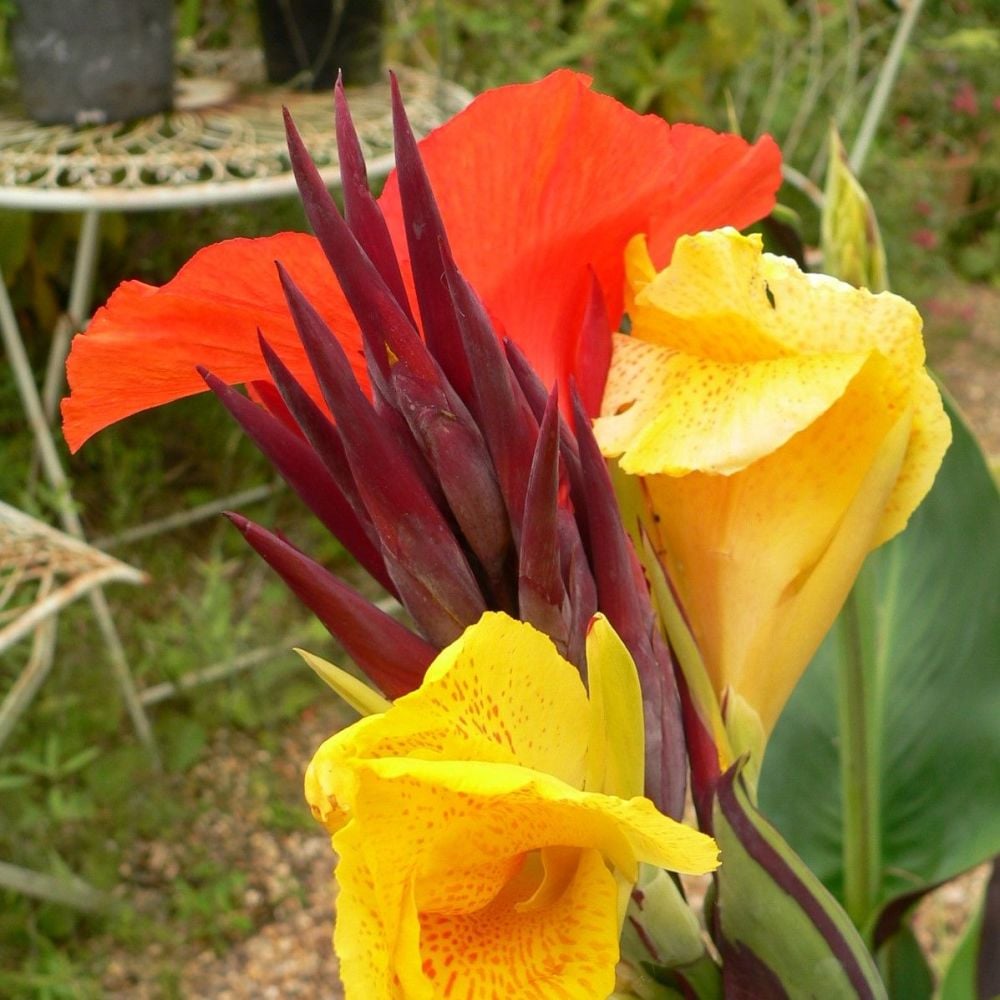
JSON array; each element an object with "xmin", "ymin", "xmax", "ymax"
[
  {"xmin": 58, "ymin": 75, "xmax": 781, "ymax": 814},
  {"xmin": 85, "ymin": 76, "xmax": 713, "ymax": 817},
  {"xmin": 61, "ymin": 69, "xmax": 780, "ymax": 451},
  {"xmin": 595, "ymin": 228, "xmax": 951, "ymax": 764},
  {"xmin": 304, "ymin": 611, "xmax": 719, "ymax": 1000}
]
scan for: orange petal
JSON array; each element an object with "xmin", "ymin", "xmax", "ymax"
[
  {"xmin": 645, "ymin": 123, "xmax": 784, "ymax": 266},
  {"xmin": 62, "ymin": 233, "xmax": 362, "ymax": 452},
  {"xmin": 379, "ymin": 69, "xmax": 781, "ymax": 405}
]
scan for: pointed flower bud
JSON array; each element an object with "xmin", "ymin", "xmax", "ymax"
[{"xmin": 822, "ymin": 126, "xmax": 888, "ymax": 292}]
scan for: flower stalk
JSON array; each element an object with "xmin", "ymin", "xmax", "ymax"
[{"xmin": 837, "ymin": 582, "xmax": 882, "ymax": 933}]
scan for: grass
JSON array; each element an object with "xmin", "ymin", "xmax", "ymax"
[{"xmin": 1, "ymin": 0, "xmax": 996, "ymax": 991}]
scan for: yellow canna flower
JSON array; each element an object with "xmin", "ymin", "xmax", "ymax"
[
  {"xmin": 305, "ymin": 612, "xmax": 718, "ymax": 1000},
  {"xmin": 595, "ymin": 229, "xmax": 950, "ymax": 757}
]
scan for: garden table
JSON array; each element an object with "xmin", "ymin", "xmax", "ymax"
[
  {"xmin": 0, "ymin": 59, "xmax": 467, "ymax": 911},
  {"xmin": 0, "ymin": 62, "xmax": 470, "ymax": 758}
]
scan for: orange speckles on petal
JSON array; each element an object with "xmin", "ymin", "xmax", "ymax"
[
  {"xmin": 309, "ymin": 613, "xmax": 718, "ymax": 998},
  {"xmin": 620, "ymin": 350, "xmax": 873, "ymax": 476},
  {"xmin": 417, "ymin": 849, "xmax": 619, "ymax": 1000},
  {"xmin": 596, "ymin": 229, "xmax": 950, "ymax": 746}
]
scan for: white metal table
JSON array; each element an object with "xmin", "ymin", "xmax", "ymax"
[
  {"xmin": 0, "ymin": 64, "xmax": 470, "ymax": 757},
  {"xmin": 0, "ymin": 61, "xmax": 466, "ymax": 910}
]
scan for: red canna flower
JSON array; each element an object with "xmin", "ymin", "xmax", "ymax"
[
  {"xmin": 194, "ymin": 77, "xmax": 697, "ymax": 817},
  {"xmin": 59, "ymin": 72, "xmax": 782, "ymax": 819},
  {"xmin": 61, "ymin": 69, "xmax": 780, "ymax": 452}
]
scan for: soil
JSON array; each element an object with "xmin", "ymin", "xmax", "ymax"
[
  {"xmin": 97, "ymin": 286, "xmax": 998, "ymax": 998},
  {"xmin": 99, "ymin": 715, "xmax": 346, "ymax": 998},
  {"xmin": 924, "ymin": 282, "xmax": 1000, "ymax": 458}
]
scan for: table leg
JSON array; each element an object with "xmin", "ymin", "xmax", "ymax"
[
  {"xmin": 41, "ymin": 209, "xmax": 102, "ymax": 421},
  {"xmin": 0, "ymin": 617, "xmax": 56, "ymax": 753},
  {"xmin": 0, "ymin": 859, "xmax": 110, "ymax": 912},
  {"xmin": 0, "ymin": 263, "xmax": 158, "ymax": 761}
]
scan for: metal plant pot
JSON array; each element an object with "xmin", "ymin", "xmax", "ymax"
[
  {"xmin": 256, "ymin": 0, "xmax": 385, "ymax": 90},
  {"xmin": 11, "ymin": 0, "xmax": 174, "ymax": 126}
]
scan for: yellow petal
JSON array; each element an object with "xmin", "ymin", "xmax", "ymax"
[
  {"xmin": 415, "ymin": 847, "xmax": 620, "ymax": 1000},
  {"xmin": 596, "ymin": 334, "xmax": 675, "ymax": 459},
  {"xmin": 757, "ymin": 254, "xmax": 924, "ymax": 375},
  {"xmin": 305, "ymin": 613, "xmax": 592, "ymax": 831},
  {"xmin": 603, "ymin": 226, "xmax": 950, "ymax": 748},
  {"xmin": 623, "ymin": 232, "xmax": 656, "ymax": 319},
  {"xmin": 402, "ymin": 612, "xmax": 590, "ymax": 786},
  {"xmin": 738, "ymin": 405, "xmax": 912, "ymax": 732},
  {"xmin": 629, "ymin": 230, "xmax": 790, "ymax": 361},
  {"xmin": 334, "ymin": 757, "xmax": 715, "ymax": 998},
  {"xmin": 332, "ymin": 820, "xmax": 405, "ymax": 1000},
  {"xmin": 518, "ymin": 845, "xmax": 582, "ymax": 913},
  {"xmin": 597, "ymin": 348, "xmax": 946, "ymax": 552},
  {"xmin": 619, "ymin": 350, "xmax": 873, "ymax": 476},
  {"xmin": 873, "ymin": 367, "xmax": 951, "ymax": 545},
  {"xmin": 304, "ymin": 751, "xmax": 351, "ymax": 833},
  {"xmin": 640, "ymin": 351, "xmax": 911, "ymax": 733},
  {"xmin": 351, "ymin": 758, "xmax": 719, "ymax": 888},
  {"xmin": 584, "ymin": 614, "xmax": 645, "ymax": 800},
  {"xmin": 629, "ymin": 229, "xmax": 926, "ymax": 379},
  {"xmin": 415, "ymin": 851, "xmax": 528, "ymax": 916}
]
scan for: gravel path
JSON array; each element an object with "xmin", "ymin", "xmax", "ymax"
[{"xmin": 99, "ymin": 719, "xmax": 344, "ymax": 999}]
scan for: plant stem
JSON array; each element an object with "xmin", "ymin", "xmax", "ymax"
[
  {"xmin": 837, "ymin": 584, "xmax": 879, "ymax": 931},
  {"xmin": 849, "ymin": 0, "xmax": 925, "ymax": 176}
]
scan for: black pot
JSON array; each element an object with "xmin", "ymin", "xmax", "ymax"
[
  {"xmin": 256, "ymin": 0, "xmax": 385, "ymax": 90},
  {"xmin": 11, "ymin": 0, "xmax": 174, "ymax": 126}
]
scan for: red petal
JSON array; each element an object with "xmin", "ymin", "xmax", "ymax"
[
  {"xmin": 378, "ymin": 69, "xmax": 781, "ymax": 411},
  {"xmin": 62, "ymin": 233, "xmax": 361, "ymax": 452},
  {"xmin": 645, "ymin": 123, "xmax": 783, "ymax": 266},
  {"xmin": 63, "ymin": 71, "xmax": 781, "ymax": 449}
]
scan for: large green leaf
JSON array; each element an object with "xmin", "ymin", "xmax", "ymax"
[{"xmin": 759, "ymin": 398, "xmax": 1000, "ymax": 923}]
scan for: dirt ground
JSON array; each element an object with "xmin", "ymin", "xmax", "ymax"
[
  {"xmin": 925, "ymin": 282, "xmax": 1000, "ymax": 458},
  {"xmin": 99, "ymin": 716, "xmax": 345, "ymax": 998},
  {"xmin": 99, "ymin": 286, "xmax": 998, "ymax": 998}
]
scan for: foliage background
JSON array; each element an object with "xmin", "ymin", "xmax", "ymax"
[{"xmin": 0, "ymin": 0, "xmax": 996, "ymax": 993}]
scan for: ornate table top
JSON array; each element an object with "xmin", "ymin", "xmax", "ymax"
[{"xmin": 0, "ymin": 63, "xmax": 470, "ymax": 212}]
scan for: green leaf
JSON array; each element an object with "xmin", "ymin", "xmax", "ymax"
[
  {"xmin": 877, "ymin": 923, "xmax": 934, "ymax": 1000},
  {"xmin": 760, "ymin": 398, "xmax": 1000, "ymax": 924},
  {"xmin": 0, "ymin": 774, "xmax": 33, "ymax": 792},
  {"xmin": 713, "ymin": 762, "xmax": 887, "ymax": 998},
  {"xmin": 160, "ymin": 714, "xmax": 207, "ymax": 774}
]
